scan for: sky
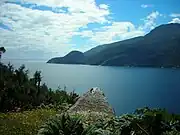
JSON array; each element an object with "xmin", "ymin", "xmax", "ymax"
[{"xmin": 0, "ymin": 0, "xmax": 180, "ymax": 60}]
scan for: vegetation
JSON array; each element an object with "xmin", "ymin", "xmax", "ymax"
[
  {"xmin": 0, "ymin": 47, "xmax": 6, "ymax": 53},
  {"xmin": 0, "ymin": 62, "xmax": 79, "ymax": 112},
  {"xmin": 1, "ymin": 107, "xmax": 180, "ymax": 135},
  {"xmin": 0, "ymin": 109, "xmax": 57, "ymax": 135},
  {"xmin": 38, "ymin": 113, "xmax": 96, "ymax": 135},
  {"xmin": 0, "ymin": 61, "xmax": 79, "ymax": 134},
  {"xmin": 1, "ymin": 61, "xmax": 180, "ymax": 135},
  {"xmin": 38, "ymin": 108, "xmax": 180, "ymax": 135},
  {"xmin": 0, "ymin": 47, "xmax": 6, "ymax": 60}
]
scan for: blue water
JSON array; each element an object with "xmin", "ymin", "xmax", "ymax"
[{"xmin": 2, "ymin": 59, "xmax": 180, "ymax": 115}]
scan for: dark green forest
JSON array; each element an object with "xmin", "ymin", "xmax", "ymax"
[{"xmin": 0, "ymin": 62, "xmax": 79, "ymax": 112}]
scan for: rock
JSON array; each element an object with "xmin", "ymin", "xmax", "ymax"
[{"xmin": 68, "ymin": 87, "xmax": 114, "ymax": 115}]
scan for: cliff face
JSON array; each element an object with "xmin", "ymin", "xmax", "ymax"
[{"xmin": 68, "ymin": 87, "xmax": 114, "ymax": 115}]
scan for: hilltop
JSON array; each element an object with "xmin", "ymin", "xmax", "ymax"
[{"xmin": 47, "ymin": 23, "xmax": 180, "ymax": 68}]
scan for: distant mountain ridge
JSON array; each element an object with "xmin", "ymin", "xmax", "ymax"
[
  {"xmin": 47, "ymin": 23, "xmax": 180, "ymax": 68},
  {"xmin": 48, "ymin": 51, "xmax": 85, "ymax": 64}
]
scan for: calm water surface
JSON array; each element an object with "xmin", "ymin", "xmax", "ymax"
[{"xmin": 2, "ymin": 59, "xmax": 180, "ymax": 115}]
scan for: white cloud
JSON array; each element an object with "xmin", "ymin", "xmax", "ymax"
[
  {"xmin": 0, "ymin": 1, "xmax": 110, "ymax": 58},
  {"xmin": 139, "ymin": 11, "xmax": 161, "ymax": 30},
  {"xmin": 99, "ymin": 4, "xmax": 109, "ymax": 10},
  {"xmin": 169, "ymin": 18, "xmax": 180, "ymax": 24},
  {"xmin": 0, "ymin": 0, "xmax": 159, "ymax": 59},
  {"xmin": 77, "ymin": 22, "xmax": 144, "ymax": 44},
  {"xmin": 13, "ymin": 0, "xmax": 109, "ymax": 16},
  {"xmin": 170, "ymin": 13, "xmax": 180, "ymax": 18},
  {"xmin": 141, "ymin": 4, "xmax": 154, "ymax": 8}
]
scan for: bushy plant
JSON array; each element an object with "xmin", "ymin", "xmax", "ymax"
[
  {"xmin": 0, "ymin": 63, "xmax": 79, "ymax": 112},
  {"xmin": 37, "ymin": 113, "xmax": 97, "ymax": 135},
  {"xmin": 77, "ymin": 108, "xmax": 180, "ymax": 135}
]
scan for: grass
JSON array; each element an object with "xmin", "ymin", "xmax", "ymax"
[
  {"xmin": 0, "ymin": 109, "xmax": 112, "ymax": 135},
  {"xmin": 0, "ymin": 109, "xmax": 58, "ymax": 135},
  {"xmin": 1, "ymin": 107, "xmax": 180, "ymax": 135}
]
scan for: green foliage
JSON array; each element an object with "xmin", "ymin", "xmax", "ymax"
[
  {"xmin": 105, "ymin": 107, "xmax": 180, "ymax": 135},
  {"xmin": 0, "ymin": 109, "xmax": 57, "ymax": 135},
  {"xmin": 38, "ymin": 108, "xmax": 180, "ymax": 135},
  {"xmin": 38, "ymin": 113, "xmax": 97, "ymax": 135},
  {"xmin": 0, "ymin": 47, "xmax": 6, "ymax": 53},
  {"xmin": 0, "ymin": 63, "xmax": 79, "ymax": 112}
]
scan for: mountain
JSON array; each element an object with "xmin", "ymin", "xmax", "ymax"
[
  {"xmin": 47, "ymin": 51, "xmax": 85, "ymax": 64},
  {"xmin": 47, "ymin": 23, "xmax": 180, "ymax": 67}
]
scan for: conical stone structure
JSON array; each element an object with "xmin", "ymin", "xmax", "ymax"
[{"xmin": 68, "ymin": 87, "xmax": 114, "ymax": 115}]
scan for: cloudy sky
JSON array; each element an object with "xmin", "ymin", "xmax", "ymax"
[{"xmin": 0, "ymin": 0, "xmax": 180, "ymax": 60}]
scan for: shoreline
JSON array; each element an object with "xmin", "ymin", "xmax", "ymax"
[{"xmin": 47, "ymin": 62, "xmax": 180, "ymax": 69}]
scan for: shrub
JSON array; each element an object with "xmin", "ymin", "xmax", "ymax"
[
  {"xmin": 0, "ymin": 63, "xmax": 79, "ymax": 112},
  {"xmin": 37, "ymin": 113, "xmax": 97, "ymax": 135}
]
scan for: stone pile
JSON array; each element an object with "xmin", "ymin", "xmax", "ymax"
[{"xmin": 68, "ymin": 87, "xmax": 114, "ymax": 115}]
